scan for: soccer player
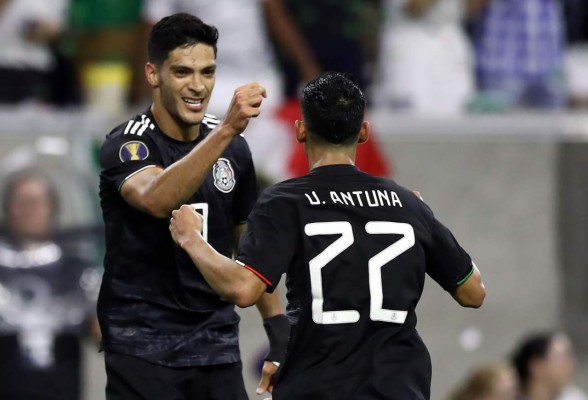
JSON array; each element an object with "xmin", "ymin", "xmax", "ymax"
[
  {"xmin": 169, "ymin": 71, "xmax": 486, "ymax": 399},
  {"xmin": 98, "ymin": 13, "xmax": 288, "ymax": 400}
]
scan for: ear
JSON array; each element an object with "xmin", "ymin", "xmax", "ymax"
[
  {"xmin": 145, "ymin": 62, "xmax": 159, "ymax": 88},
  {"xmin": 358, "ymin": 121, "xmax": 370, "ymax": 144},
  {"xmin": 295, "ymin": 120, "xmax": 307, "ymax": 143}
]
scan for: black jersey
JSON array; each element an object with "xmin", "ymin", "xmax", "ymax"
[
  {"xmin": 0, "ymin": 236, "xmax": 98, "ymax": 400},
  {"xmin": 98, "ymin": 109, "xmax": 258, "ymax": 367},
  {"xmin": 237, "ymin": 165, "xmax": 473, "ymax": 400}
]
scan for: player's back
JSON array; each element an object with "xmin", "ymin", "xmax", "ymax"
[{"xmin": 251, "ymin": 165, "xmax": 472, "ymax": 399}]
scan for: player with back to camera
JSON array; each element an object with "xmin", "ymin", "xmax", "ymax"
[
  {"xmin": 169, "ymin": 71, "xmax": 486, "ymax": 399},
  {"xmin": 97, "ymin": 13, "xmax": 288, "ymax": 400}
]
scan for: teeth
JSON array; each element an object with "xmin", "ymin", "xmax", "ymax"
[{"xmin": 183, "ymin": 98, "xmax": 202, "ymax": 105}]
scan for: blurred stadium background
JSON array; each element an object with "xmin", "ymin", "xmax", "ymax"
[{"xmin": 1, "ymin": 0, "xmax": 588, "ymax": 398}]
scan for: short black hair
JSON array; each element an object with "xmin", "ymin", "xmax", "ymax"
[
  {"xmin": 301, "ymin": 71, "xmax": 365, "ymax": 145},
  {"xmin": 148, "ymin": 13, "xmax": 219, "ymax": 66},
  {"xmin": 511, "ymin": 332, "xmax": 554, "ymax": 386}
]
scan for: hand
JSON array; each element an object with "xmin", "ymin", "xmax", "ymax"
[
  {"xmin": 221, "ymin": 82, "xmax": 267, "ymax": 137},
  {"xmin": 169, "ymin": 205, "xmax": 203, "ymax": 248},
  {"xmin": 256, "ymin": 360, "xmax": 279, "ymax": 396},
  {"xmin": 412, "ymin": 190, "xmax": 423, "ymax": 201}
]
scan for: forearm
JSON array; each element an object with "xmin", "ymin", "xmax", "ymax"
[
  {"xmin": 256, "ymin": 290, "xmax": 284, "ymax": 319},
  {"xmin": 180, "ymin": 234, "xmax": 263, "ymax": 307},
  {"xmin": 262, "ymin": 0, "xmax": 321, "ymax": 82},
  {"xmin": 139, "ymin": 126, "xmax": 234, "ymax": 217}
]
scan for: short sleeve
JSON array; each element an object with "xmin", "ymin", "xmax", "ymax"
[
  {"xmin": 424, "ymin": 208, "xmax": 473, "ymax": 292},
  {"xmin": 232, "ymin": 139, "xmax": 259, "ymax": 225},
  {"xmin": 100, "ymin": 132, "xmax": 160, "ymax": 191},
  {"xmin": 236, "ymin": 188, "xmax": 296, "ymax": 292}
]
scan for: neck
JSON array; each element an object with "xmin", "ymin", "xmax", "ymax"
[
  {"xmin": 525, "ymin": 383, "xmax": 558, "ymax": 400},
  {"xmin": 151, "ymin": 102, "xmax": 200, "ymax": 142},
  {"xmin": 306, "ymin": 145, "xmax": 357, "ymax": 170}
]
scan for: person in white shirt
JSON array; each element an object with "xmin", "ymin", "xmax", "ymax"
[
  {"xmin": 0, "ymin": 0, "xmax": 68, "ymax": 103},
  {"xmin": 374, "ymin": 0, "xmax": 475, "ymax": 116}
]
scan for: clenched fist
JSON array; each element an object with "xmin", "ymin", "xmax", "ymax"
[
  {"xmin": 169, "ymin": 205, "xmax": 204, "ymax": 249},
  {"xmin": 220, "ymin": 82, "xmax": 267, "ymax": 137}
]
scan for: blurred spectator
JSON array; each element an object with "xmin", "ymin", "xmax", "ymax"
[
  {"xmin": 511, "ymin": 332, "xmax": 587, "ymax": 400},
  {"xmin": 0, "ymin": 170, "xmax": 101, "ymax": 400},
  {"xmin": 562, "ymin": 0, "xmax": 588, "ymax": 44},
  {"xmin": 562, "ymin": 0, "xmax": 588, "ymax": 109},
  {"xmin": 263, "ymin": 0, "xmax": 391, "ymax": 178},
  {"xmin": 447, "ymin": 362, "xmax": 518, "ymax": 400},
  {"xmin": 373, "ymin": 0, "xmax": 475, "ymax": 115},
  {"xmin": 264, "ymin": 0, "xmax": 379, "ymax": 98},
  {"xmin": 0, "ymin": 0, "xmax": 69, "ymax": 104},
  {"xmin": 69, "ymin": 0, "xmax": 143, "ymax": 114},
  {"xmin": 471, "ymin": 0, "xmax": 566, "ymax": 111}
]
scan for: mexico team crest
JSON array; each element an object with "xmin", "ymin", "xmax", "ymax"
[
  {"xmin": 213, "ymin": 158, "xmax": 236, "ymax": 193},
  {"xmin": 119, "ymin": 141, "xmax": 149, "ymax": 162}
]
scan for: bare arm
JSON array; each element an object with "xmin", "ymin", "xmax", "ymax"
[
  {"xmin": 261, "ymin": 0, "xmax": 321, "ymax": 83},
  {"xmin": 451, "ymin": 262, "xmax": 485, "ymax": 308},
  {"xmin": 170, "ymin": 205, "xmax": 267, "ymax": 306},
  {"xmin": 233, "ymin": 224, "xmax": 284, "ymax": 318},
  {"xmin": 121, "ymin": 83, "xmax": 267, "ymax": 218}
]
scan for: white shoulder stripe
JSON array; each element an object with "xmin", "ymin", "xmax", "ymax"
[
  {"xmin": 204, "ymin": 113, "xmax": 220, "ymax": 122},
  {"xmin": 123, "ymin": 114, "xmax": 155, "ymax": 136}
]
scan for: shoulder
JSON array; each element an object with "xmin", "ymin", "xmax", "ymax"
[
  {"xmin": 202, "ymin": 113, "xmax": 220, "ymax": 130},
  {"xmin": 257, "ymin": 179, "xmax": 302, "ymax": 206},
  {"xmin": 102, "ymin": 112, "xmax": 158, "ymax": 150}
]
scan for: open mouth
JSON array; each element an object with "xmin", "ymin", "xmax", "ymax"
[{"xmin": 182, "ymin": 97, "xmax": 204, "ymax": 110}]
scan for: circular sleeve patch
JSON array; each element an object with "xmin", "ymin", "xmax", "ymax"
[{"xmin": 119, "ymin": 141, "xmax": 150, "ymax": 162}]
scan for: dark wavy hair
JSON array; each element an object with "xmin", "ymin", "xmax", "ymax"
[
  {"xmin": 148, "ymin": 13, "xmax": 219, "ymax": 66},
  {"xmin": 511, "ymin": 332, "xmax": 555, "ymax": 386},
  {"xmin": 301, "ymin": 71, "xmax": 365, "ymax": 146}
]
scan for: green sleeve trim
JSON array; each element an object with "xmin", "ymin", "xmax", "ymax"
[
  {"xmin": 456, "ymin": 266, "xmax": 475, "ymax": 286},
  {"xmin": 238, "ymin": 220, "xmax": 247, "ymax": 225},
  {"xmin": 117, "ymin": 177, "xmax": 129, "ymax": 192}
]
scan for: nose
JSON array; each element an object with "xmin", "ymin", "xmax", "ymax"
[{"xmin": 188, "ymin": 73, "xmax": 205, "ymax": 94}]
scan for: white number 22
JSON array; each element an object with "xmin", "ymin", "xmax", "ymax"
[{"xmin": 305, "ymin": 221, "xmax": 415, "ymax": 325}]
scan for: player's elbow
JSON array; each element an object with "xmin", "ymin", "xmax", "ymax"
[
  {"xmin": 123, "ymin": 187, "xmax": 170, "ymax": 218},
  {"xmin": 454, "ymin": 283, "xmax": 486, "ymax": 308},
  {"xmin": 139, "ymin": 197, "xmax": 171, "ymax": 219},
  {"xmin": 229, "ymin": 285, "xmax": 264, "ymax": 308}
]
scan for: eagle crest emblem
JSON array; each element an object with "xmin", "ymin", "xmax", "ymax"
[{"xmin": 213, "ymin": 158, "xmax": 236, "ymax": 193}]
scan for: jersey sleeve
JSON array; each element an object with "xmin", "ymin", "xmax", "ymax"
[
  {"xmin": 232, "ymin": 138, "xmax": 259, "ymax": 225},
  {"xmin": 236, "ymin": 188, "xmax": 296, "ymax": 292},
  {"xmin": 424, "ymin": 206, "xmax": 473, "ymax": 292},
  {"xmin": 100, "ymin": 131, "xmax": 160, "ymax": 191}
]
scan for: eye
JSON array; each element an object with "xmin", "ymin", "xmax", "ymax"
[{"xmin": 174, "ymin": 68, "xmax": 190, "ymax": 77}]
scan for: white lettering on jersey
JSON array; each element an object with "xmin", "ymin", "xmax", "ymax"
[
  {"xmin": 306, "ymin": 190, "xmax": 403, "ymax": 207},
  {"xmin": 305, "ymin": 191, "xmax": 321, "ymax": 205}
]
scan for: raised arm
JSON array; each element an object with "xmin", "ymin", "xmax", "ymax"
[
  {"xmin": 450, "ymin": 262, "xmax": 485, "ymax": 308},
  {"xmin": 261, "ymin": 0, "xmax": 321, "ymax": 83},
  {"xmin": 121, "ymin": 83, "xmax": 266, "ymax": 218}
]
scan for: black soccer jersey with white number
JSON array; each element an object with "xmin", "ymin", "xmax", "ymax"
[
  {"xmin": 98, "ymin": 109, "xmax": 258, "ymax": 367},
  {"xmin": 237, "ymin": 165, "xmax": 473, "ymax": 400}
]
